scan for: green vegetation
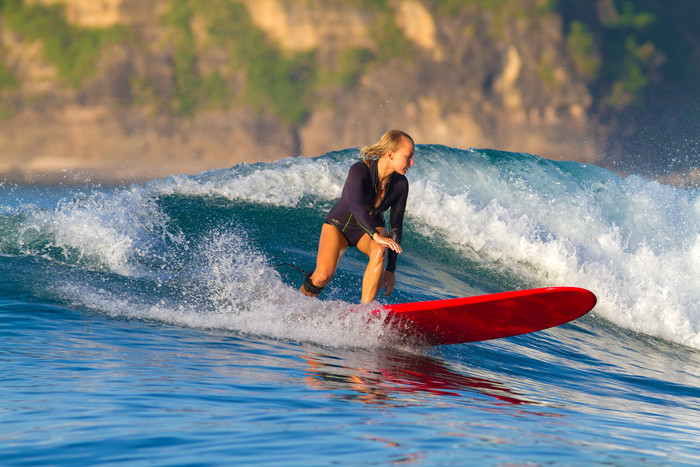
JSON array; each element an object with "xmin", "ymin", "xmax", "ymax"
[
  {"xmin": 0, "ymin": 0, "xmax": 126, "ymax": 87},
  {"xmin": 605, "ymin": 36, "xmax": 656, "ymax": 109},
  {"xmin": 162, "ymin": 0, "xmax": 201, "ymax": 115},
  {"xmin": 0, "ymin": 54, "xmax": 18, "ymax": 119},
  {"xmin": 602, "ymin": 1, "xmax": 654, "ymax": 29},
  {"xmin": 434, "ymin": 0, "xmax": 556, "ymax": 42},
  {"xmin": 336, "ymin": 0, "xmax": 415, "ymax": 64},
  {"xmin": 434, "ymin": 0, "xmax": 554, "ymax": 19},
  {"xmin": 558, "ymin": 0, "xmax": 679, "ymax": 111},
  {"xmin": 0, "ymin": 0, "xmax": 695, "ymax": 144},
  {"xmin": 536, "ymin": 55, "xmax": 557, "ymax": 87},
  {"xmin": 337, "ymin": 48, "xmax": 375, "ymax": 89},
  {"xmin": 533, "ymin": 0, "xmax": 557, "ymax": 16},
  {"xmin": 362, "ymin": 3, "xmax": 416, "ymax": 62},
  {"xmin": 0, "ymin": 62, "xmax": 19, "ymax": 92},
  {"xmin": 0, "ymin": 0, "xmax": 413, "ymax": 123},
  {"xmin": 163, "ymin": 0, "xmax": 318, "ymax": 124},
  {"xmin": 597, "ymin": 1, "xmax": 658, "ymax": 109},
  {"xmin": 566, "ymin": 21, "xmax": 601, "ymax": 80},
  {"xmin": 162, "ymin": 0, "xmax": 416, "ymax": 122}
]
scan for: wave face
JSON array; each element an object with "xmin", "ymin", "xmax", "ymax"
[{"xmin": 1, "ymin": 145, "xmax": 699, "ymax": 348}]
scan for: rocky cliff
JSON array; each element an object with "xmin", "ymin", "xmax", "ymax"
[{"xmin": 0, "ymin": 0, "xmax": 697, "ymax": 182}]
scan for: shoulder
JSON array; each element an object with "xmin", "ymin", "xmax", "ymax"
[
  {"xmin": 394, "ymin": 173, "xmax": 409, "ymax": 190},
  {"xmin": 347, "ymin": 160, "xmax": 371, "ymax": 178},
  {"xmin": 350, "ymin": 160, "xmax": 370, "ymax": 172},
  {"xmin": 392, "ymin": 173, "xmax": 409, "ymax": 202}
]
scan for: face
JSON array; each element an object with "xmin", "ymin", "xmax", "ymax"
[{"xmin": 388, "ymin": 138, "xmax": 415, "ymax": 175}]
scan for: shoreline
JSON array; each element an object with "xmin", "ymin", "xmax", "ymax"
[
  {"xmin": 3, "ymin": 154, "xmax": 699, "ymax": 190},
  {"xmin": 0, "ymin": 149, "xmax": 286, "ymax": 187}
]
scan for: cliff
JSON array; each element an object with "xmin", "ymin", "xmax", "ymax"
[{"xmin": 0, "ymin": 0, "xmax": 698, "ymax": 182}]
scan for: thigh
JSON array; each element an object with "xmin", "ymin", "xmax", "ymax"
[
  {"xmin": 356, "ymin": 227, "xmax": 387, "ymax": 257},
  {"xmin": 315, "ymin": 223, "xmax": 349, "ymax": 273}
]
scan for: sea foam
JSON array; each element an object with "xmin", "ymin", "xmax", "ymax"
[{"xmin": 4, "ymin": 146, "xmax": 699, "ymax": 348}]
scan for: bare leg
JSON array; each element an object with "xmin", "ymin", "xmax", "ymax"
[
  {"xmin": 300, "ymin": 223, "xmax": 348, "ymax": 297},
  {"xmin": 356, "ymin": 228, "xmax": 388, "ymax": 303}
]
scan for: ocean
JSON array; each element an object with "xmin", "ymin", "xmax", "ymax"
[{"xmin": 1, "ymin": 145, "xmax": 699, "ymax": 465}]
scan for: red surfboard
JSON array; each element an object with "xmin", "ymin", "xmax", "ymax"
[{"xmin": 380, "ymin": 287, "xmax": 597, "ymax": 345}]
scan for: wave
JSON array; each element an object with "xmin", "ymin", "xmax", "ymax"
[{"xmin": 1, "ymin": 145, "xmax": 698, "ymax": 348}]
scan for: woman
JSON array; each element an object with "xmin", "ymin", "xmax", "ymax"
[{"xmin": 300, "ymin": 130, "xmax": 415, "ymax": 303}]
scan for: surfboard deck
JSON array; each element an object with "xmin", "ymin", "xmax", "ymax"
[{"xmin": 379, "ymin": 287, "xmax": 597, "ymax": 345}]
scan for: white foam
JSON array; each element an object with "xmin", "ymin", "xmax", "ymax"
[
  {"xmin": 13, "ymin": 147, "xmax": 700, "ymax": 349},
  {"xmin": 57, "ymin": 228, "xmax": 396, "ymax": 349},
  {"xmin": 407, "ymin": 147, "xmax": 700, "ymax": 348},
  {"xmin": 152, "ymin": 156, "xmax": 350, "ymax": 206},
  {"xmin": 18, "ymin": 186, "xmax": 182, "ymax": 276},
  {"xmin": 150, "ymin": 149, "xmax": 700, "ymax": 348}
]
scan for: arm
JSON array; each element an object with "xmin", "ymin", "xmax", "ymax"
[
  {"xmin": 379, "ymin": 185, "xmax": 407, "ymax": 296},
  {"xmin": 385, "ymin": 180, "xmax": 408, "ymax": 273},
  {"xmin": 343, "ymin": 163, "xmax": 379, "ymax": 237}
]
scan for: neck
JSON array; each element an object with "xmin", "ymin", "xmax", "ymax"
[{"xmin": 377, "ymin": 156, "xmax": 393, "ymax": 183}]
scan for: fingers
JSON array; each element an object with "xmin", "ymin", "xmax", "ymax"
[
  {"xmin": 375, "ymin": 234, "xmax": 402, "ymax": 253},
  {"xmin": 383, "ymin": 271, "xmax": 395, "ymax": 296}
]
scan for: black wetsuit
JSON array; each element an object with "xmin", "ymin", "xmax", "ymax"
[{"xmin": 325, "ymin": 159, "xmax": 409, "ymax": 273}]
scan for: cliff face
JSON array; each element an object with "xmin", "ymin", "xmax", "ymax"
[{"xmin": 0, "ymin": 0, "xmax": 696, "ymax": 181}]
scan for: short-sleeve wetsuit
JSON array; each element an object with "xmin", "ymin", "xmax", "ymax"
[{"xmin": 325, "ymin": 159, "xmax": 409, "ymax": 273}]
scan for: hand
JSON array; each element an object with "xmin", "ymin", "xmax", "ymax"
[
  {"xmin": 372, "ymin": 233, "xmax": 402, "ymax": 254},
  {"xmin": 382, "ymin": 270, "xmax": 396, "ymax": 296}
]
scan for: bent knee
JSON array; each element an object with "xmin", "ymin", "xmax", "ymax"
[
  {"xmin": 369, "ymin": 243, "xmax": 387, "ymax": 263},
  {"xmin": 311, "ymin": 269, "xmax": 334, "ymax": 286}
]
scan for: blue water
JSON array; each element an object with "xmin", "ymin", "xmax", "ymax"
[{"xmin": 2, "ymin": 146, "xmax": 699, "ymax": 465}]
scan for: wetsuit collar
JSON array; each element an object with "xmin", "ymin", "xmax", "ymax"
[{"xmin": 370, "ymin": 158, "xmax": 393, "ymax": 193}]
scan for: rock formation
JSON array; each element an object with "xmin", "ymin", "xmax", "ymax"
[{"xmin": 0, "ymin": 0, "xmax": 697, "ymax": 182}]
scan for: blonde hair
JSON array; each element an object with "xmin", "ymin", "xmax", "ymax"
[{"xmin": 361, "ymin": 130, "xmax": 414, "ymax": 165}]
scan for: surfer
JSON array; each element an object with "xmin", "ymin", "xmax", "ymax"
[{"xmin": 300, "ymin": 130, "xmax": 414, "ymax": 303}]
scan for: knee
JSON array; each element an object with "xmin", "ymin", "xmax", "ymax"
[
  {"xmin": 311, "ymin": 269, "xmax": 333, "ymax": 286},
  {"xmin": 369, "ymin": 243, "xmax": 387, "ymax": 264},
  {"xmin": 302, "ymin": 269, "xmax": 333, "ymax": 296}
]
